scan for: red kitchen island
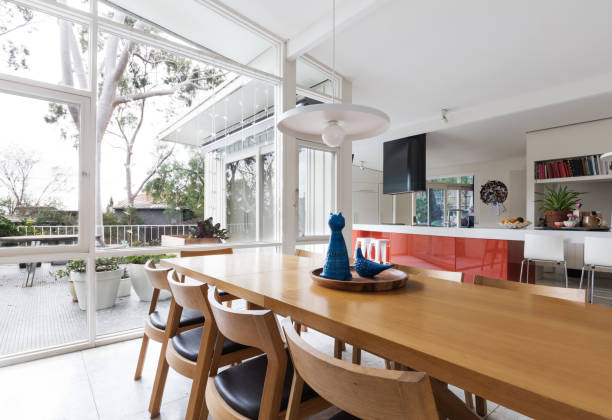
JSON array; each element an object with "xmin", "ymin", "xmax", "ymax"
[{"xmin": 352, "ymin": 224, "xmax": 531, "ymax": 283}]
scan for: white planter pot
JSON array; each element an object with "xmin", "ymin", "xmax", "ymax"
[
  {"xmin": 71, "ymin": 268, "xmax": 122, "ymax": 311},
  {"xmin": 128, "ymin": 263, "xmax": 171, "ymax": 302},
  {"xmin": 117, "ymin": 277, "xmax": 131, "ymax": 298}
]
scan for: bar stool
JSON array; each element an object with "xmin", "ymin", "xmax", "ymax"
[
  {"xmin": 520, "ymin": 233, "xmax": 568, "ymax": 287},
  {"xmin": 580, "ymin": 237, "xmax": 612, "ymax": 303},
  {"xmin": 373, "ymin": 238, "xmax": 390, "ymax": 263},
  {"xmin": 354, "ymin": 237, "xmax": 373, "ymax": 260}
]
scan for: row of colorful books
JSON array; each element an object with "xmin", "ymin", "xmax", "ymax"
[{"xmin": 535, "ymin": 154, "xmax": 609, "ymax": 180}]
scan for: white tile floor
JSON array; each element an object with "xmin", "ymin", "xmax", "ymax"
[{"xmin": 0, "ymin": 330, "xmax": 531, "ymax": 420}]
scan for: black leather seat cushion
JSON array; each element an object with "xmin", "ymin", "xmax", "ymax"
[
  {"xmin": 213, "ymin": 350, "xmax": 318, "ymax": 419},
  {"xmin": 171, "ymin": 327, "xmax": 248, "ymax": 362},
  {"xmin": 329, "ymin": 411, "xmax": 360, "ymax": 420},
  {"xmin": 149, "ymin": 307, "xmax": 204, "ymax": 330},
  {"xmin": 218, "ymin": 290, "xmax": 230, "ymax": 296}
]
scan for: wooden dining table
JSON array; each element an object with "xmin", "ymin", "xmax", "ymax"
[{"xmin": 162, "ymin": 252, "xmax": 612, "ymax": 420}]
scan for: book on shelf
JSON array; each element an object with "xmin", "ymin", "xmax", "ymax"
[{"xmin": 535, "ymin": 154, "xmax": 610, "ymax": 180}]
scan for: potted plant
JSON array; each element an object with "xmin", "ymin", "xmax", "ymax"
[
  {"xmin": 117, "ymin": 267, "xmax": 131, "ymax": 298},
  {"xmin": 536, "ymin": 186, "xmax": 585, "ymax": 227},
  {"xmin": 123, "ymin": 254, "xmax": 175, "ymax": 302},
  {"xmin": 161, "ymin": 217, "xmax": 229, "ymax": 246},
  {"xmin": 55, "ymin": 258, "xmax": 122, "ymax": 310}
]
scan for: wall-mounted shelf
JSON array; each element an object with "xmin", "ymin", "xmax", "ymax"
[{"xmin": 535, "ymin": 174, "xmax": 612, "ymax": 184}]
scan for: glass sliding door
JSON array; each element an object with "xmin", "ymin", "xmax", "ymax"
[{"xmin": 225, "ymin": 156, "xmax": 257, "ymax": 242}]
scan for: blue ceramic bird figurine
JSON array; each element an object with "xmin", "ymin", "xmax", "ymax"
[
  {"xmin": 321, "ymin": 213, "xmax": 352, "ymax": 280},
  {"xmin": 354, "ymin": 247, "xmax": 394, "ymax": 278}
]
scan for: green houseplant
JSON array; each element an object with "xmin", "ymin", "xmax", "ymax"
[
  {"xmin": 124, "ymin": 254, "xmax": 176, "ymax": 302},
  {"xmin": 161, "ymin": 217, "xmax": 229, "ymax": 246},
  {"xmin": 535, "ymin": 186, "xmax": 585, "ymax": 227},
  {"xmin": 55, "ymin": 258, "xmax": 122, "ymax": 310}
]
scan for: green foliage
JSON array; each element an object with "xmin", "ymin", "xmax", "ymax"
[
  {"xmin": 535, "ymin": 186, "xmax": 585, "ymax": 212},
  {"xmin": 123, "ymin": 254, "xmax": 176, "ymax": 265},
  {"xmin": 0, "ymin": 216, "xmax": 20, "ymax": 236},
  {"xmin": 33, "ymin": 208, "xmax": 77, "ymax": 226},
  {"xmin": 191, "ymin": 217, "xmax": 229, "ymax": 240},
  {"xmin": 53, "ymin": 257, "xmax": 120, "ymax": 279},
  {"xmin": 0, "ymin": 1, "xmax": 33, "ymax": 70},
  {"xmin": 119, "ymin": 207, "xmax": 144, "ymax": 225},
  {"xmin": 145, "ymin": 152, "xmax": 205, "ymax": 216}
]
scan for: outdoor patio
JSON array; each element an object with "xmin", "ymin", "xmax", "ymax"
[{"xmin": 0, "ymin": 262, "xmax": 169, "ymax": 357}]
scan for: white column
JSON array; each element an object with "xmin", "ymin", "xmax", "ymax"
[
  {"xmin": 279, "ymin": 54, "xmax": 297, "ymax": 254},
  {"xmin": 339, "ymin": 79, "xmax": 353, "ymax": 252}
]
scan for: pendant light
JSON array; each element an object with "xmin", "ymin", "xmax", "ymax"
[{"xmin": 276, "ymin": 0, "xmax": 390, "ymax": 147}]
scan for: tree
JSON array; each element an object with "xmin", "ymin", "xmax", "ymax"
[
  {"xmin": 44, "ymin": 9, "xmax": 224, "ymax": 233},
  {"xmin": 0, "ymin": 146, "xmax": 69, "ymax": 215},
  {"xmin": 0, "ymin": 1, "xmax": 33, "ymax": 70},
  {"xmin": 145, "ymin": 151, "xmax": 205, "ymax": 218}
]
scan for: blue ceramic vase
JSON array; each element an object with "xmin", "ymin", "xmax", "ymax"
[
  {"xmin": 354, "ymin": 247, "xmax": 393, "ymax": 278},
  {"xmin": 320, "ymin": 213, "xmax": 352, "ymax": 280}
]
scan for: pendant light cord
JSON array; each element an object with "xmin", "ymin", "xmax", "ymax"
[{"xmin": 332, "ymin": 0, "xmax": 336, "ymax": 104}]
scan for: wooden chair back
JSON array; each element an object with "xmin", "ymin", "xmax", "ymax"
[
  {"xmin": 144, "ymin": 260, "xmax": 172, "ymax": 291},
  {"xmin": 294, "ymin": 249, "xmax": 317, "ymax": 258},
  {"xmin": 179, "ymin": 248, "xmax": 233, "ymax": 258},
  {"xmin": 282, "ymin": 320, "xmax": 438, "ymax": 420},
  {"xmin": 473, "ymin": 275, "xmax": 587, "ymax": 303},
  {"xmin": 207, "ymin": 286, "xmax": 287, "ymax": 419},
  {"xmin": 395, "ymin": 263, "xmax": 464, "ymax": 283},
  {"xmin": 167, "ymin": 270, "xmax": 211, "ymax": 314}
]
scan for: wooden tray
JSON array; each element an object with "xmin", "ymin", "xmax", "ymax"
[{"xmin": 311, "ymin": 267, "xmax": 407, "ymax": 292}]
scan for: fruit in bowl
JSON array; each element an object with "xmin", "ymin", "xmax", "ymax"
[
  {"xmin": 499, "ymin": 217, "xmax": 531, "ymax": 229},
  {"xmin": 563, "ymin": 220, "xmax": 578, "ymax": 227}
]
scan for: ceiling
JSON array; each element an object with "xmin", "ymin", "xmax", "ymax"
[{"xmin": 352, "ymin": 91, "xmax": 612, "ymax": 171}]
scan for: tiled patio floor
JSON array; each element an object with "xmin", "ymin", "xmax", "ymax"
[{"xmin": 0, "ymin": 263, "xmax": 169, "ymax": 356}]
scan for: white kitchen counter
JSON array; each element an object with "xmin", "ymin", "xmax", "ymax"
[{"xmin": 353, "ymin": 224, "xmax": 612, "ymax": 244}]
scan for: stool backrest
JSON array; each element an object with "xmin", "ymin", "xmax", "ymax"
[
  {"xmin": 473, "ymin": 275, "xmax": 586, "ymax": 303},
  {"xmin": 394, "ymin": 263, "xmax": 464, "ymax": 283},
  {"xmin": 282, "ymin": 320, "xmax": 438, "ymax": 420},
  {"xmin": 144, "ymin": 260, "xmax": 172, "ymax": 291},
  {"xmin": 294, "ymin": 249, "xmax": 316, "ymax": 258},
  {"xmin": 584, "ymin": 237, "xmax": 612, "ymax": 267},
  {"xmin": 523, "ymin": 233, "xmax": 565, "ymax": 262},
  {"xmin": 179, "ymin": 248, "xmax": 233, "ymax": 258},
  {"xmin": 207, "ymin": 286, "xmax": 287, "ymax": 419}
]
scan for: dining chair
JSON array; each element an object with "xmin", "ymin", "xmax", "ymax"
[
  {"xmin": 134, "ymin": 260, "xmax": 205, "ymax": 381},
  {"xmin": 580, "ymin": 236, "xmax": 612, "ymax": 303},
  {"xmin": 474, "ymin": 274, "xmax": 587, "ymax": 302},
  {"xmin": 205, "ymin": 286, "xmax": 330, "ymax": 420},
  {"xmin": 150, "ymin": 270, "xmax": 261, "ymax": 420},
  {"xmin": 282, "ymin": 319, "xmax": 439, "ymax": 420},
  {"xmin": 179, "ymin": 248, "xmax": 239, "ymax": 307}
]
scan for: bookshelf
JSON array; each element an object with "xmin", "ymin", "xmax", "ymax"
[
  {"xmin": 535, "ymin": 173, "xmax": 612, "ymax": 184},
  {"xmin": 534, "ymin": 154, "xmax": 610, "ymax": 181}
]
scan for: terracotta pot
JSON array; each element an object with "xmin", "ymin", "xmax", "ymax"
[{"xmin": 545, "ymin": 210, "xmax": 567, "ymax": 227}]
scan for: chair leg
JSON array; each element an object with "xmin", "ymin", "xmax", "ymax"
[
  {"xmin": 475, "ymin": 396, "xmax": 487, "ymax": 416},
  {"xmin": 526, "ymin": 259, "xmax": 531, "ymax": 284},
  {"xmin": 563, "ymin": 261, "xmax": 569, "ymax": 288},
  {"xmin": 352, "ymin": 346, "xmax": 361, "ymax": 365},
  {"xmin": 591, "ymin": 266, "xmax": 596, "ymax": 303},
  {"xmin": 134, "ymin": 333, "xmax": 149, "ymax": 380},
  {"xmin": 464, "ymin": 391, "xmax": 474, "ymax": 409},
  {"xmin": 148, "ymin": 340, "xmax": 171, "ymax": 417},
  {"xmin": 580, "ymin": 266, "xmax": 586, "ymax": 289},
  {"xmin": 519, "ymin": 259, "xmax": 525, "ymax": 283}
]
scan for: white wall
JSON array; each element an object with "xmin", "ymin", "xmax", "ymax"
[
  {"xmin": 428, "ymin": 156, "xmax": 527, "ymax": 227},
  {"xmin": 351, "ymin": 166, "xmax": 393, "ymax": 225}
]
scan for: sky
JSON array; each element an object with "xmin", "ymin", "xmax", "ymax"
[{"xmin": 0, "ymin": 7, "xmax": 200, "ymax": 212}]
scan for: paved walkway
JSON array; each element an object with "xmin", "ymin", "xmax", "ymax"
[{"xmin": 0, "ymin": 263, "xmax": 168, "ymax": 356}]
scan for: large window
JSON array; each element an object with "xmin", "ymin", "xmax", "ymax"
[{"xmin": 298, "ymin": 145, "xmax": 336, "ymax": 237}]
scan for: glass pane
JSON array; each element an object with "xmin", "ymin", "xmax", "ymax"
[
  {"xmin": 261, "ymin": 152, "xmax": 275, "ymax": 241},
  {"xmin": 297, "ymin": 58, "xmax": 335, "ymax": 96},
  {"xmin": 0, "ymin": 92, "xmax": 80, "ymax": 248},
  {"xmin": 96, "ymin": 256, "xmax": 173, "ymax": 336},
  {"xmin": 0, "ymin": 2, "xmax": 89, "ymax": 89},
  {"xmin": 415, "ymin": 190, "xmax": 428, "ymax": 225},
  {"xmin": 447, "ymin": 189, "xmax": 459, "ymax": 227},
  {"xmin": 1, "ymin": 259, "xmax": 87, "ymax": 357},
  {"xmin": 225, "ymin": 157, "xmax": 256, "ymax": 242},
  {"xmin": 461, "ymin": 175, "xmax": 474, "ymax": 184},
  {"xmin": 428, "ymin": 188, "xmax": 445, "ymax": 227},
  {"xmin": 298, "ymin": 147, "xmax": 335, "ymax": 236}
]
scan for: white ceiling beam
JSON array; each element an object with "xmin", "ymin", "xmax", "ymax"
[{"xmin": 287, "ymin": 0, "xmax": 390, "ymax": 60}]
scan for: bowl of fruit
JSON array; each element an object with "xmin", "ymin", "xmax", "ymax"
[{"xmin": 499, "ymin": 217, "xmax": 531, "ymax": 229}]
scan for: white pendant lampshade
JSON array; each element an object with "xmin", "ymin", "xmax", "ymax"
[{"xmin": 277, "ymin": 103, "xmax": 390, "ymax": 146}]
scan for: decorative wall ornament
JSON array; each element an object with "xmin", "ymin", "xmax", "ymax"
[
  {"xmin": 320, "ymin": 213, "xmax": 352, "ymax": 280},
  {"xmin": 480, "ymin": 180, "xmax": 508, "ymax": 216}
]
